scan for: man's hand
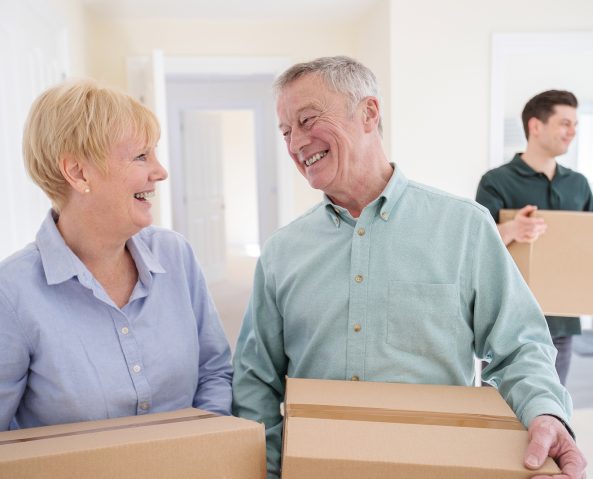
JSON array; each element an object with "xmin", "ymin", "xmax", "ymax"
[
  {"xmin": 524, "ymin": 415, "xmax": 587, "ymax": 478},
  {"xmin": 497, "ymin": 205, "xmax": 547, "ymax": 245}
]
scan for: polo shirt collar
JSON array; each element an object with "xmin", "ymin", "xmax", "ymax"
[{"xmin": 510, "ymin": 152, "xmax": 568, "ymax": 178}]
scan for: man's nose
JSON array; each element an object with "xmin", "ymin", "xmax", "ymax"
[{"xmin": 288, "ymin": 127, "xmax": 310, "ymax": 155}]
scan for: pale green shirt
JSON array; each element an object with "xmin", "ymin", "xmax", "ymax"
[{"xmin": 232, "ymin": 166, "xmax": 572, "ymax": 478}]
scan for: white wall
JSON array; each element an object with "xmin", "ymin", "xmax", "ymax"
[
  {"xmin": 390, "ymin": 0, "xmax": 593, "ymax": 199},
  {"xmin": 50, "ymin": 0, "xmax": 88, "ymax": 76},
  {"xmin": 505, "ymin": 52, "xmax": 593, "ymax": 118}
]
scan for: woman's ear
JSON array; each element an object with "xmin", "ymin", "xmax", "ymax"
[
  {"xmin": 361, "ymin": 97, "xmax": 380, "ymax": 133},
  {"xmin": 59, "ymin": 154, "xmax": 90, "ymax": 194}
]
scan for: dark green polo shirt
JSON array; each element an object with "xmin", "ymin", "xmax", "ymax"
[{"xmin": 476, "ymin": 153, "xmax": 593, "ymax": 337}]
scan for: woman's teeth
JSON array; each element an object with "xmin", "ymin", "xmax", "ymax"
[
  {"xmin": 134, "ymin": 191, "xmax": 155, "ymax": 200},
  {"xmin": 305, "ymin": 151, "xmax": 328, "ymax": 167}
]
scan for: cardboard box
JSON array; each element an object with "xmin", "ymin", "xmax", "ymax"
[
  {"xmin": 0, "ymin": 408, "xmax": 266, "ymax": 479},
  {"xmin": 281, "ymin": 378, "xmax": 559, "ymax": 478},
  {"xmin": 500, "ymin": 209, "xmax": 593, "ymax": 316}
]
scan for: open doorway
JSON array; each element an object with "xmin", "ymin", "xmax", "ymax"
[{"xmin": 177, "ymin": 107, "xmax": 260, "ymax": 283}]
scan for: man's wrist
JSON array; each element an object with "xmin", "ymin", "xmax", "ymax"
[{"xmin": 541, "ymin": 414, "xmax": 576, "ymax": 440}]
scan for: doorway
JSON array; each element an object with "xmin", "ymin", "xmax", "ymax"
[{"xmin": 166, "ymin": 76, "xmax": 274, "ymax": 283}]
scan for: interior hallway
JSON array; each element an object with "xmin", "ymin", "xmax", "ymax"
[{"xmin": 209, "ymin": 253, "xmax": 593, "ymax": 474}]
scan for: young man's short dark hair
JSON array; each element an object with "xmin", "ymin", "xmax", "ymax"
[{"xmin": 521, "ymin": 90, "xmax": 578, "ymax": 139}]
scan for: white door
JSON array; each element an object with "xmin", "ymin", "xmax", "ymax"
[
  {"xmin": 181, "ymin": 110, "xmax": 226, "ymax": 283},
  {"xmin": 0, "ymin": 1, "xmax": 68, "ymax": 260}
]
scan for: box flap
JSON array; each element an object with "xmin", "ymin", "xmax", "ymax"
[{"xmin": 286, "ymin": 378, "xmax": 518, "ymax": 421}]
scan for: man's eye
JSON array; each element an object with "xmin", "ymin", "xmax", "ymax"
[
  {"xmin": 302, "ymin": 116, "xmax": 316, "ymax": 126},
  {"xmin": 135, "ymin": 153, "xmax": 147, "ymax": 161},
  {"xmin": 282, "ymin": 130, "xmax": 290, "ymax": 138}
]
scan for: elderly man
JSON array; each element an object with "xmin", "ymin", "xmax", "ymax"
[{"xmin": 232, "ymin": 56, "xmax": 586, "ymax": 478}]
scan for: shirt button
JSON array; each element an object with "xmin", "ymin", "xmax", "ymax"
[
  {"xmin": 132, "ymin": 364, "xmax": 142, "ymax": 373},
  {"xmin": 354, "ymin": 274, "xmax": 364, "ymax": 283},
  {"xmin": 139, "ymin": 402, "xmax": 149, "ymax": 411},
  {"xmin": 354, "ymin": 324, "xmax": 361, "ymax": 332},
  {"xmin": 357, "ymin": 227, "xmax": 366, "ymax": 236},
  {"xmin": 351, "ymin": 375, "xmax": 360, "ymax": 381},
  {"xmin": 121, "ymin": 327, "xmax": 129, "ymax": 335},
  {"xmin": 381, "ymin": 211, "xmax": 389, "ymax": 220}
]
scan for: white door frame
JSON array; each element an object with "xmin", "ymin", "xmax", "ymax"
[
  {"xmin": 164, "ymin": 56, "xmax": 293, "ymax": 242},
  {"xmin": 490, "ymin": 32, "xmax": 593, "ymax": 168}
]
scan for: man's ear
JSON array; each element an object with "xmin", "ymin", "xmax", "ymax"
[
  {"xmin": 361, "ymin": 97, "xmax": 380, "ymax": 133},
  {"xmin": 59, "ymin": 154, "xmax": 90, "ymax": 194},
  {"xmin": 527, "ymin": 117, "xmax": 541, "ymax": 139}
]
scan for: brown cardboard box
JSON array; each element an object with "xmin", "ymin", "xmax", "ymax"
[
  {"xmin": 281, "ymin": 378, "xmax": 559, "ymax": 478},
  {"xmin": 499, "ymin": 209, "xmax": 593, "ymax": 316},
  {"xmin": 0, "ymin": 408, "xmax": 266, "ymax": 479}
]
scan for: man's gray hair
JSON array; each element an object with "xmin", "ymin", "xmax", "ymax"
[{"xmin": 274, "ymin": 56, "xmax": 383, "ymax": 135}]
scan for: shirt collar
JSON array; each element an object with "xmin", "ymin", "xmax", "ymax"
[
  {"xmin": 37, "ymin": 210, "xmax": 88, "ymax": 285},
  {"xmin": 324, "ymin": 163, "xmax": 408, "ymax": 226},
  {"xmin": 510, "ymin": 152, "xmax": 569, "ymax": 178},
  {"xmin": 36, "ymin": 210, "xmax": 165, "ymax": 287},
  {"xmin": 126, "ymin": 232, "xmax": 166, "ymax": 287}
]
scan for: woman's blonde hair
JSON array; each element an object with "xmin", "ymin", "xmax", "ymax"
[{"xmin": 22, "ymin": 79, "xmax": 160, "ymax": 211}]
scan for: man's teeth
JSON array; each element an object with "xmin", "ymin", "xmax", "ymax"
[
  {"xmin": 134, "ymin": 191, "xmax": 155, "ymax": 200},
  {"xmin": 305, "ymin": 151, "xmax": 328, "ymax": 167}
]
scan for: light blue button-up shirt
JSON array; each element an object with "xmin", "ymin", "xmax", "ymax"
[
  {"xmin": 0, "ymin": 211, "xmax": 233, "ymax": 431},
  {"xmin": 232, "ymin": 167, "xmax": 572, "ymax": 478}
]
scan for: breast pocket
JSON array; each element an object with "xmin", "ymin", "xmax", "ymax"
[{"xmin": 386, "ymin": 281, "xmax": 462, "ymax": 356}]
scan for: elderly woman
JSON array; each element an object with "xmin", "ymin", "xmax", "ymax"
[{"xmin": 0, "ymin": 80, "xmax": 232, "ymax": 431}]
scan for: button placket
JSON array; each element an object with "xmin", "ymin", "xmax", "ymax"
[
  {"xmin": 346, "ymin": 215, "xmax": 371, "ymax": 383},
  {"xmin": 109, "ymin": 309, "xmax": 152, "ymax": 415}
]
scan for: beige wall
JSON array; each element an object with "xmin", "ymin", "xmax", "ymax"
[
  {"xmin": 354, "ymin": 0, "xmax": 392, "ymax": 159},
  {"xmin": 86, "ymin": 16, "xmax": 358, "ymax": 88},
  {"xmin": 390, "ymin": 0, "xmax": 593, "ymax": 199},
  {"xmin": 84, "ymin": 5, "xmax": 393, "ymax": 219},
  {"xmin": 51, "ymin": 0, "xmax": 593, "ymax": 215}
]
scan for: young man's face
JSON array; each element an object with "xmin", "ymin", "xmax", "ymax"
[{"xmin": 530, "ymin": 105, "xmax": 577, "ymax": 157}]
